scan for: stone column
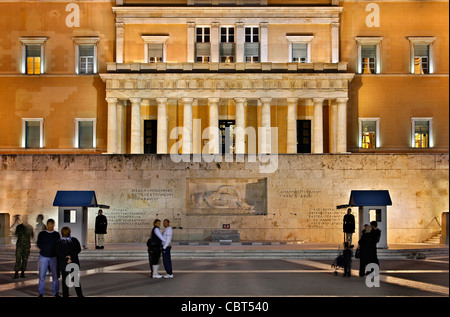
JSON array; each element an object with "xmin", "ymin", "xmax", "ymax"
[
  {"xmin": 187, "ymin": 22, "xmax": 196, "ymax": 63},
  {"xmin": 156, "ymin": 98, "xmax": 168, "ymax": 154},
  {"xmin": 182, "ymin": 98, "xmax": 194, "ymax": 154},
  {"xmin": 286, "ymin": 98, "xmax": 298, "ymax": 154},
  {"xmin": 331, "ymin": 22, "xmax": 340, "ymax": 63},
  {"xmin": 211, "ymin": 22, "xmax": 220, "ymax": 63},
  {"xmin": 208, "ymin": 98, "xmax": 220, "ymax": 154},
  {"xmin": 312, "ymin": 98, "xmax": 325, "ymax": 154},
  {"xmin": 115, "ymin": 23, "xmax": 124, "ymax": 63},
  {"xmin": 260, "ymin": 22, "xmax": 269, "ymax": 62},
  {"xmin": 129, "ymin": 97, "xmax": 142, "ymax": 154},
  {"xmin": 234, "ymin": 97, "xmax": 246, "ymax": 154},
  {"xmin": 106, "ymin": 97, "xmax": 118, "ymax": 154},
  {"xmin": 235, "ymin": 22, "xmax": 244, "ymax": 63},
  {"xmin": 329, "ymin": 100, "xmax": 337, "ymax": 153},
  {"xmin": 336, "ymin": 97, "xmax": 348, "ymax": 153},
  {"xmin": 116, "ymin": 101, "xmax": 125, "ymax": 154},
  {"xmin": 260, "ymin": 97, "xmax": 272, "ymax": 153}
]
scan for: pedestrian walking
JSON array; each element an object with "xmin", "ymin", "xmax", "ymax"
[
  {"xmin": 13, "ymin": 215, "xmax": 33, "ymax": 279},
  {"xmin": 56, "ymin": 227, "xmax": 83, "ymax": 297},
  {"xmin": 343, "ymin": 208, "xmax": 355, "ymax": 247},
  {"xmin": 162, "ymin": 219, "xmax": 173, "ymax": 279},
  {"xmin": 146, "ymin": 219, "xmax": 166, "ymax": 278},
  {"xmin": 36, "ymin": 219, "xmax": 60, "ymax": 297},
  {"xmin": 357, "ymin": 224, "xmax": 380, "ymax": 277},
  {"xmin": 95, "ymin": 209, "xmax": 107, "ymax": 249}
]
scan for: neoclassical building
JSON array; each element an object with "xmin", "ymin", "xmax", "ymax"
[{"xmin": 0, "ymin": 0, "xmax": 448, "ymax": 155}]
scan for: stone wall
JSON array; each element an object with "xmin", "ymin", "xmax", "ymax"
[{"xmin": 0, "ymin": 154, "xmax": 448, "ymax": 244}]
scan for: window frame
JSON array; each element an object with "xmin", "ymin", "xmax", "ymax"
[
  {"xmin": 411, "ymin": 117, "xmax": 433, "ymax": 148},
  {"xmin": 355, "ymin": 37, "xmax": 383, "ymax": 74},
  {"xmin": 19, "ymin": 37, "xmax": 48, "ymax": 75},
  {"xmin": 407, "ymin": 37, "xmax": 436, "ymax": 74},
  {"xmin": 75, "ymin": 118, "xmax": 97, "ymax": 149},
  {"xmin": 141, "ymin": 35, "xmax": 169, "ymax": 63},
  {"xmin": 21, "ymin": 118, "xmax": 44, "ymax": 149},
  {"xmin": 73, "ymin": 37, "xmax": 99, "ymax": 74},
  {"xmin": 358, "ymin": 118, "xmax": 380, "ymax": 149},
  {"xmin": 286, "ymin": 35, "xmax": 314, "ymax": 63}
]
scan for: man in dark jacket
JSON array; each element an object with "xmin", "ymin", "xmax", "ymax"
[
  {"xmin": 95, "ymin": 209, "xmax": 107, "ymax": 249},
  {"xmin": 37, "ymin": 219, "xmax": 60, "ymax": 297},
  {"xmin": 343, "ymin": 208, "xmax": 355, "ymax": 247}
]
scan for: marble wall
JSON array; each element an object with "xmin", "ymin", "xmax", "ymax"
[{"xmin": 0, "ymin": 154, "xmax": 448, "ymax": 244}]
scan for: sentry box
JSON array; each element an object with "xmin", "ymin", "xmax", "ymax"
[
  {"xmin": 53, "ymin": 191, "xmax": 109, "ymax": 249},
  {"xmin": 337, "ymin": 190, "xmax": 392, "ymax": 249}
]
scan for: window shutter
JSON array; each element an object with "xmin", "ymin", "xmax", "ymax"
[
  {"xmin": 26, "ymin": 45, "xmax": 41, "ymax": 57},
  {"xmin": 220, "ymin": 43, "xmax": 235, "ymax": 57},
  {"xmin": 244, "ymin": 43, "xmax": 259, "ymax": 57},
  {"xmin": 79, "ymin": 121, "xmax": 94, "ymax": 149},
  {"xmin": 361, "ymin": 45, "xmax": 376, "ymax": 58},
  {"xmin": 414, "ymin": 44, "xmax": 429, "ymax": 57},
  {"xmin": 25, "ymin": 121, "xmax": 40, "ymax": 148},
  {"xmin": 148, "ymin": 43, "xmax": 163, "ymax": 59},
  {"xmin": 79, "ymin": 45, "xmax": 94, "ymax": 57},
  {"xmin": 292, "ymin": 43, "xmax": 308, "ymax": 61},
  {"xmin": 196, "ymin": 42, "xmax": 211, "ymax": 56}
]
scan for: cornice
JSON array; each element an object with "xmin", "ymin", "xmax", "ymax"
[{"xmin": 112, "ymin": 6, "xmax": 343, "ymax": 24}]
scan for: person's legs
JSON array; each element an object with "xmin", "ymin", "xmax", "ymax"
[
  {"xmin": 162, "ymin": 246, "xmax": 173, "ymax": 277},
  {"xmin": 38, "ymin": 255, "xmax": 49, "ymax": 295},
  {"xmin": 49, "ymin": 257, "xmax": 59, "ymax": 296}
]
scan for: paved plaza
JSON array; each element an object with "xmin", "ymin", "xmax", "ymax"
[{"xmin": 0, "ymin": 243, "xmax": 447, "ymax": 301}]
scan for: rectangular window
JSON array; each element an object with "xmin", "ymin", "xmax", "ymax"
[
  {"xmin": 244, "ymin": 27, "xmax": 259, "ymax": 63},
  {"xmin": 408, "ymin": 37, "xmax": 435, "ymax": 74},
  {"xmin": 148, "ymin": 43, "xmax": 163, "ymax": 63},
  {"xmin": 412, "ymin": 119, "xmax": 432, "ymax": 148},
  {"xmin": 361, "ymin": 45, "xmax": 377, "ymax": 74},
  {"xmin": 196, "ymin": 27, "xmax": 211, "ymax": 62},
  {"xmin": 361, "ymin": 120, "xmax": 377, "ymax": 149},
  {"xmin": 413, "ymin": 44, "xmax": 429, "ymax": 74},
  {"xmin": 79, "ymin": 45, "xmax": 95, "ymax": 74},
  {"xmin": 292, "ymin": 43, "xmax": 308, "ymax": 63},
  {"xmin": 297, "ymin": 120, "xmax": 311, "ymax": 153},
  {"xmin": 220, "ymin": 27, "xmax": 235, "ymax": 63},
  {"xmin": 75, "ymin": 119, "xmax": 96, "ymax": 149},
  {"xmin": 26, "ymin": 45, "xmax": 41, "ymax": 74},
  {"xmin": 22, "ymin": 119, "xmax": 43, "ymax": 149},
  {"xmin": 356, "ymin": 37, "xmax": 382, "ymax": 74},
  {"xmin": 196, "ymin": 27, "xmax": 210, "ymax": 43}
]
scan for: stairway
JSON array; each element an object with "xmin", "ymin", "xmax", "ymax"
[{"xmin": 423, "ymin": 231, "xmax": 442, "ymax": 244}]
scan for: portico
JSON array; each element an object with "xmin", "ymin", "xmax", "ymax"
[{"xmin": 100, "ymin": 65, "xmax": 354, "ymax": 155}]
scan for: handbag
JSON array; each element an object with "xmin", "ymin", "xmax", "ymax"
[{"xmin": 355, "ymin": 248, "xmax": 360, "ymax": 259}]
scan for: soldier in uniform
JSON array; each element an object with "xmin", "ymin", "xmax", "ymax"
[{"xmin": 13, "ymin": 215, "xmax": 34, "ymax": 279}]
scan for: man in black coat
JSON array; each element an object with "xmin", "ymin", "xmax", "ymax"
[
  {"xmin": 343, "ymin": 208, "xmax": 355, "ymax": 247},
  {"xmin": 95, "ymin": 209, "xmax": 107, "ymax": 249}
]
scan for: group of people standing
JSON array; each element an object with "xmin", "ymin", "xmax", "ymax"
[
  {"xmin": 147, "ymin": 219, "xmax": 173, "ymax": 279},
  {"xmin": 12, "ymin": 211, "xmax": 108, "ymax": 297},
  {"xmin": 342, "ymin": 208, "xmax": 381, "ymax": 277}
]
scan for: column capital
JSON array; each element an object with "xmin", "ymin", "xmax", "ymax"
[
  {"xmin": 182, "ymin": 97, "xmax": 194, "ymax": 105},
  {"xmin": 156, "ymin": 97, "xmax": 168, "ymax": 104},
  {"xmin": 286, "ymin": 98, "xmax": 298, "ymax": 105},
  {"xmin": 259, "ymin": 22, "xmax": 269, "ymax": 29},
  {"xmin": 260, "ymin": 97, "xmax": 272, "ymax": 104},
  {"xmin": 312, "ymin": 97, "xmax": 325, "ymax": 104},
  {"xmin": 335, "ymin": 97, "xmax": 349, "ymax": 104},
  {"xmin": 208, "ymin": 97, "xmax": 220, "ymax": 105},
  {"xmin": 187, "ymin": 22, "xmax": 196, "ymax": 28},
  {"xmin": 129, "ymin": 97, "xmax": 142, "ymax": 104},
  {"xmin": 211, "ymin": 22, "xmax": 220, "ymax": 28},
  {"xmin": 234, "ymin": 97, "xmax": 247, "ymax": 104},
  {"xmin": 105, "ymin": 97, "xmax": 118, "ymax": 104},
  {"xmin": 331, "ymin": 22, "xmax": 340, "ymax": 28}
]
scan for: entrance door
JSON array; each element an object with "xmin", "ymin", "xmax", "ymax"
[
  {"xmin": 297, "ymin": 120, "xmax": 311, "ymax": 153},
  {"xmin": 219, "ymin": 120, "xmax": 236, "ymax": 154},
  {"xmin": 144, "ymin": 120, "xmax": 157, "ymax": 154}
]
